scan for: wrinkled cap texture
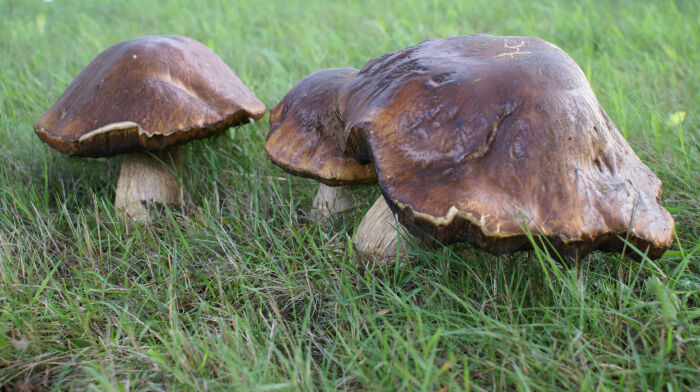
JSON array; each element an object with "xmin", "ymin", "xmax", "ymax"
[
  {"xmin": 265, "ymin": 68, "xmax": 377, "ymax": 186},
  {"xmin": 35, "ymin": 35, "xmax": 266, "ymax": 157},
  {"xmin": 338, "ymin": 34, "xmax": 675, "ymax": 259}
]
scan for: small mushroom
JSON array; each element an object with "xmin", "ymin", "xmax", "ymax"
[
  {"xmin": 266, "ymin": 35, "xmax": 675, "ymax": 261},
  {"xmin": 34, "ymin": 36, "xmax": 265, "ymax": 220},
  {"xmin": 265, "ymin": 68, "xmax": 376, "ymax": 220}
]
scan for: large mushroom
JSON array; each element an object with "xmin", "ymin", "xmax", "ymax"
[
  {"xmin": 35, "ymin": 35, "xmax": 266, "ymax": 220},
  {"xmin": 266, "ymin": 34, "xmax": 675, "ymax": 261}
]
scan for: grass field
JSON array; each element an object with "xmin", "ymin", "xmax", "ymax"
[{"xmin": 1, "ymin": 0, "xmax": 699, "ymax": 390}]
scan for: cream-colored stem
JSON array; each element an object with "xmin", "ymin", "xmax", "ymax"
[
  {"xmin": 114, "ymin": 145, "xmax": 184, "ymax": 221},
  {"xmin": 312, "ymin": 183, "xmax": 361, "ymax": 220},
  {"xmin": 354, "ymin": 196, "xmax": 410, "ymax": 263}
]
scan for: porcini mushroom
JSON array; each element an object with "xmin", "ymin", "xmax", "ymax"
[
  {"xmin": 265, "ymin": 68, "xmax": 377, "ymax": 220},
  {"xmin": 339, "ymin": 34, "xmax": 675, "ymax": 260},
  {"xmin": 34, "ymin": 35, "xmax": 265, "ymax": 220},
  {"xmin": 266, "ymin": 35, "xmax": 675, "ymax": 261}
]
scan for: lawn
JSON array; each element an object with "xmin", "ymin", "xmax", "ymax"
[{"xmin": 1, "ymin": 0, "xmax": 698, "ymax": 390}]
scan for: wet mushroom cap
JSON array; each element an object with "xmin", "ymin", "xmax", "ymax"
[
  {"xmin": 34, "ymin": 35, "xmax": 266, "ymax": 157},
  {"xmin": 265, "ymin": 68, "xmax": 377, "ymax": 186},
  {"xmin": 338, "ymin": 34, "xmax": 675, "ymax": 258}
]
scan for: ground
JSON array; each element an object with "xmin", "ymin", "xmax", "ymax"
[{"xmin": 0, "ymin": 0, "xmax": 698, "ymax": 390}]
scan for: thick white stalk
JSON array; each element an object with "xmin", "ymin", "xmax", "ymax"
[
  {"xmin": 312, "ymin": 183, "xmax": 361, "ymax": 220},
  {"xmin": 114, "ymin": 145, "xmax": 184, "ymax": 221},
  {"xmin": 354, "ymin": 196, "xmax": 412, "ymax": 263}
]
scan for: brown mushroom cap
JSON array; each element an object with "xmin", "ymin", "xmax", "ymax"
[
  {"xmin": 338, "ymin": 34, "xmax": 675, "ymax": 259},
  {"xmin": 34, "ymin": 35, "xmax": 266, "ymax": 157},
  {"xmin": 265, "ymin": 68, "xmax": 377, "ymax": 186}
]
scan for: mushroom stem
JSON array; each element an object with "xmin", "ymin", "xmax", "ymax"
[
  {"xmin": 114, "ymin": 145, "xmax": 184, "ymax": 221},
  {"xmin": 354, "ymin": 196, "xmax": 412, "ymax": 263},
  {"xmin": 312, "ymin": 183, "xmax": 361, "ymax": 220}
]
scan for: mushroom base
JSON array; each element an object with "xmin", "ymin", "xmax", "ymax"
[
  {"xmin": 114, "ymin": 145, "xmax": 184, "ymax": 221},
  {"xmin": 354, "ymin": 196, "xmax": 417, "ymax": 264},
  {"xmin": 312, "ymin": 183, "xmax": 361, "ymax": 220}
]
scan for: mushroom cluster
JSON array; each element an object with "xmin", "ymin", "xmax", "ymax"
[
  {"xmin": 265, "ymin": 34, "xmax": 675, "ymax": 261},
  {"xmin": 35, "ymin": 35, "xmax": 265, "ymax": 220},
  {"xmin": 32, "ymin": 33, "xmax": 675, "ymax": 262}
]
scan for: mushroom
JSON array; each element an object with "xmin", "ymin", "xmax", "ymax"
[
  {"xmin": 265, "ymin": 68, "xmax": 377, "ymax": 221},
  {"xmin": 340, "ymin": 34, "xmax": 675, "ymax": 260},
  {"xmin": 267, "ymin": 35, "xmax": 675, "ymax": 261},
  {"xmin": 34, "ymin": 35, "xmax": 266, "ymax": 220}
]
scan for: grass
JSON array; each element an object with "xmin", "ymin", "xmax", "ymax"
[{"xmin": 1, "ymin": 0, "xmax": 698, "ymax": 390}]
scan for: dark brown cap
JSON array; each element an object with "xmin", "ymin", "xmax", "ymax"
[
  {"xmin": 34, "ymin": 35, "xmax": 266, "ymax": 157},
  {"xmin": 338, "ymin": 35, "xmax": 675, "ymax": 259},
  {"xmin": 265, "ymin": 68, "xmax": 377, "ymax": 186}
]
